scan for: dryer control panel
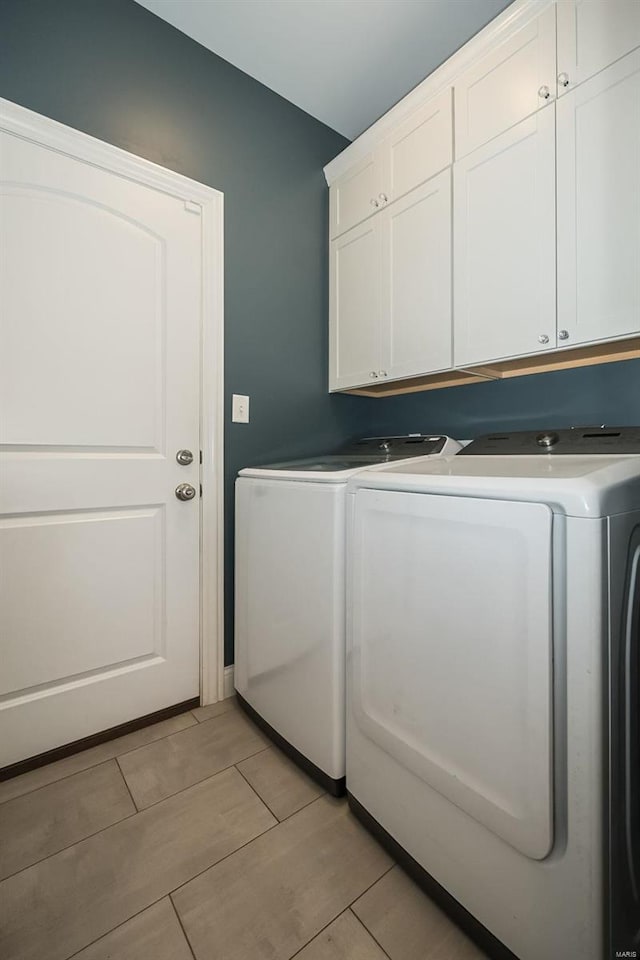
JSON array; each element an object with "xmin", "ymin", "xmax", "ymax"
[{"xmin": 460, "ymin": 426, "xmax": 640, "ymax": 456}]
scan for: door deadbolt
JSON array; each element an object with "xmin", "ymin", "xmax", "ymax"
[
  {"xmin": 175, "ymin": 483, "xmax": 197, "ymax": 501},
  {"xmin": 176, "ymin": 449, "xmax": 194, "ymax": 465}
]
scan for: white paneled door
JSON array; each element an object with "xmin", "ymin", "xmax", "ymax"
[{"xmin": 0, "ymin": 117, "xmax": 207, "ymax": 767}]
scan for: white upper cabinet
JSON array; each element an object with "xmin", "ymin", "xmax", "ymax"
[
  {"xmin": 329, "ymin": 152, "xmax": 382, "ymax": 239},
  {"xmin": 454, "ymin": 105, "xmax": 556, "ymax": 367},
  {"xmin": 329, "ymin": 218, "xmax": 382, "ymax": 390},
  {"xmin": 382, "ymin": 88, "xmax": 453, "ymax": 206},
  {"xmin": 329, "ymin": 169, "xmax": 452, "ymax": 390},
  {"xmin": 381, "ymin": 169, "xmax": 452, "ymax": 380},
  {"xmin": 454, "ymin": 5, "xmax": 556, "ymax": 159},
  {"xmin": 325, "ymin": 0, "xmax": 640, "ymax": 393},
  {"xmin": 330, "ymin": 89, "xmax": 453, "ymax": 240},
  {"xmin": 557, "ymin": 49, "xmax": 640, "ymax": 347},
  {"xmin": 557, "ymin": 0, "xmax": 640, "ymax": 95}
]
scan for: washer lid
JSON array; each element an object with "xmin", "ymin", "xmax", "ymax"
[
  {"xmin": 238, "ymin": 455, "xmax": 389, "ymax": 482},
  {"xmin": 238, "ymin": 435, "xmax": 461, "ymax": 483},
  {"xmin": 349, "ymin": 454, "xmax": 640, "ymax": 517}
]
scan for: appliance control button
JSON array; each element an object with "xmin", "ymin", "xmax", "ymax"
[
  {"xmin": 536, "ymin": 432, "xmax": 560, "ymax": 448},
  {"xmin": 379, "ymin": 441, "xmax": 391, "ymax": 451}
]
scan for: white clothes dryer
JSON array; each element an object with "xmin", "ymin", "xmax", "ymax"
[
  {"xmin": 346, "ymin": 426, "xmax": 640, "ymax": 960},
  {"xmin": 234, "ymin": 434, "xmax": 461, "ymax": 795}
]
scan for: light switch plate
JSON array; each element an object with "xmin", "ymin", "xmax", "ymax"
[{"xmin": 232, "ymin": 394, "xmax": 250, "ymax": 423}]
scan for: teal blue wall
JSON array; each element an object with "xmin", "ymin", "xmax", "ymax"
[
  {"xmin": 0, "ymin": 0, "xmax": 360, "ymax": 664},
  {"xmin": 2, "ymin": 0, "xmax": 639, "ymax": 668},
  {"xmin": 351, "ymin": 358, "xmax": 640, "ymax": 440}
]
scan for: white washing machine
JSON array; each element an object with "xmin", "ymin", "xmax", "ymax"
[
  {"xmin": 346, "ymin": 426, "xmax": 640, "ymax": 960},
  {"xmin": 234, "ymin": 434, "xmax": 461, "ymax": 794}
]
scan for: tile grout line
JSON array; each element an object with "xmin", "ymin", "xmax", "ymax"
[
  {"xmin": 0, "ymin": 814, "xmax": 141, "ymax": 886},
  {"xmin": 129, "ymin": 743, "xmax": 272, "ymax": 813},
  {"xmin": 276, "ymin": 789, "xmax": 328, "ymax": 822},
  {"xmin": 115, "ymin": 755, "xmax": 140, "ymax": 813},
  {"xmin": 347, "ymin": 861, "xmax": 396, "ymax": 911},
  {"xmin": 233, "ymin": 762, "xmax": 280, "ymax": 821},
  {"xmin": 53, "ymin": 789, "xmax": 297, "ymax": 959},
  {"xmin": 168, "ymin": 893, "xmax": 199, "ymax": 960},
  {"xmin": 167, "ymin": 795, "xmax": 331, "ymax": 904},
  {"xmin": 0, "ymin": 712, "xmax": 199, "ymax": 808},
  {"xmin": 16, "ymin": 790, "xmax": 389, "ymax": 960},
  {"xmin": 0, "ymin": 750, "xmax": 270, "ymax": 886},
  {"xmin": 347, "ymin": 905, "xmax": 394, "ymax": 960},
  {"xmin": 233, "ymin": 755, "xmax": 328, "ymax": 824},
  {"xmin": 0, "ymin": 707, "xmax": 260, "ymax": 811},
  {"xmin": 285, "ymin": 860, "xmax": 396, "ymax": 960},
  {"xmin": 190, "ymin": 701, "xmax": 237, "ymax": 724}
]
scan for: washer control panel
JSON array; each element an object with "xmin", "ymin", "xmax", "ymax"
[
  {"xmin": 348, "ymin": 435, "xmax": 452, "ymax": 460},
  {"xmin": 460, "ymin": 426, "xmax": 640, "ymax": 456}
]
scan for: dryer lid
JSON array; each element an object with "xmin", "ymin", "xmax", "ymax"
[{"xmin": 349, "ymin": 451, "xmax": 640, "ymax": 518}]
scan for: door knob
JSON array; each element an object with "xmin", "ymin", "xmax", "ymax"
[
  {"xmin": 176, "ymin": 449, "xmax": 194, "ymax": 465},
  {"xmin": 175, "ymin": 483, "xmax": 197, "ymax": 501}
]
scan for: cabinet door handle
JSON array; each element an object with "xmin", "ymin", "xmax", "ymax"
[
  {"xmin": 378, "ymin": 193, "xmax": 388, "ymax": 204},
  {"xmin": 378, "ymin": 370, "xmax": 388, "ymax": 377},
  {"xmin": 538, "ymin": 334, "xmax": 550, "ymax": 345},
  {"xmin": 557, "ymin": 72, "xmax": 570, "ymax": 88},
  {"xmin": 538, "ymin": 85, "xmax": 551, "ymax": 100},
  {"xmin": 370, "ymin": 371, "xmax": 378, "ymax": 378},
  {"xmin": 370, "ymin": 198, "xmax": 379, "ymax": 208},
  {"xmin": 558, "ymin": 329, "xmax": 569, "ymax": 341}
]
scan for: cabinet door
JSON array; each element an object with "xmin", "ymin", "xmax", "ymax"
[
  {"xmin": 454, "ymin": 106, "xmax": 556, "ymax": 367},
  {"xmin": 557, "ymin": 50, "xmax": 640, "ymax": 348},
  {"xmin": 455, "ymin": 5, "xmax": 556, "ymax": 159},
  {"xmin": 557, "ymin": 0, "xmax": 640, "ymax": 95},
  {"xmin": 329, "ymin": 219, "xmax": 382, "ymax": 390},
  {"xmin": 381, "ymin": 170, "xmax": 452, "ymax": 380},
  {"xmin": 383, "ymin": 88, "xmax": 452, "ymax": 206},
  {"xmin": 329, "ymin": 152, "xmax": 382, "ymax": 239}
]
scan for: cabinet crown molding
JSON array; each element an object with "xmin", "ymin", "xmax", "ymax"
[{"xmin": 323, "ymin": 0, "xmax": 551, "ymax": 186}]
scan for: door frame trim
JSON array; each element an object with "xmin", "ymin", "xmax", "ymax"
[{"xmin": 0, "ymin": 96, "xmax": 225, "ymax": 707}]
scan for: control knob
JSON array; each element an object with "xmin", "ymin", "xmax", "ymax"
[{"xmin": 536, "ymin": 432, "xmax": 559, "ymax": 448}]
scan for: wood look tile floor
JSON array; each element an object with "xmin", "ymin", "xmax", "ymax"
[{"xmin": 0, "ymin": 701, "xmax": 487, "ymax": 960}]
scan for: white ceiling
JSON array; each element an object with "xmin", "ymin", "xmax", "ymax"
[{"xmin": 135, "ymin": 0, "xmax": 513, "ymax": 139}]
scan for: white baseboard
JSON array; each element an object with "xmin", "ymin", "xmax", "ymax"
[{"xmin": 223, "ymin": 664, "xmax": 235, "ymax": 700}]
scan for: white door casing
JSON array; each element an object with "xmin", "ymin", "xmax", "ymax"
[{"xmin": 0, "ymin": 99, "xmax": 224, "ymax": 767}]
